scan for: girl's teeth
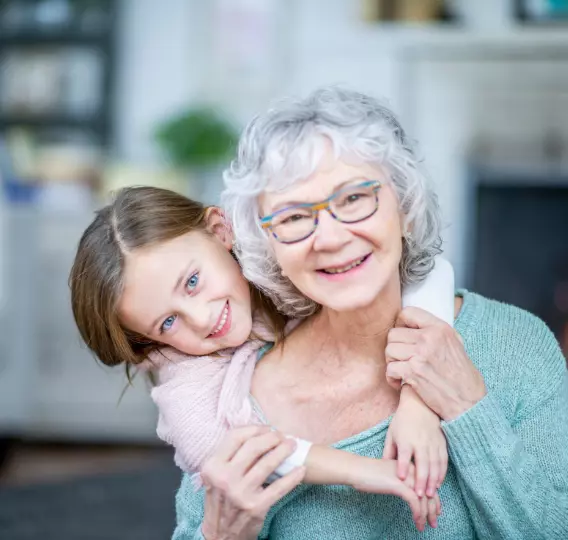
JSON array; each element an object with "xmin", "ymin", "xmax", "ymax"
[
  {"xmin": 323, "ymin": 257, "xmax": 366, "ymax": 274},
  {"xmin": 211, "ymin": 305, "xmax": 229, "ymax": 335}
]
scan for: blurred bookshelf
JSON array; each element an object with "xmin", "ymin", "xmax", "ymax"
[{"xmin": 0, "ymin": 0, "xmax": 118, "ymax": 148}]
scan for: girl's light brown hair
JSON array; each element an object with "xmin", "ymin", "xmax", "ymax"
[{"xmin": 69, "ymin": 186, "xmax": 286, "ymax": 371}]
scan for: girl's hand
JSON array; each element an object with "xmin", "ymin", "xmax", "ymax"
[
  {"xmin": 351, "ymin": 459, "xmax": 441, "ymax": 532},
  {"xmin": 200, "ymin": 425, "xmax": 306, "ymax": 540},
  {"xmin": 383, "ymin": 385, "xmax": 448, "ymax": 498}
]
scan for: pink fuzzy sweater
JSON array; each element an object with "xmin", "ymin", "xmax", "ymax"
[{"xmin": 139, "ymin": 320, "xmax": 282, "ymax": 484}]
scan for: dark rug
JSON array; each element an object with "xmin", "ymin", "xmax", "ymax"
[{"xmin": 0, "ymin": 459, "xmax": 181, "ymax": 540}]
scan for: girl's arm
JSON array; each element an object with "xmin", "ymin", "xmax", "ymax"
[
  {"xmin": 386, "ymin": 256, "xmax": 454, "ymax": 496},
  {"xmin": 150, "ymin": 363, "xmax": 436, "ymax": 531},
  {"xmin": 268, "ymin": 439, "xmax": 438, "ymax": 531}
]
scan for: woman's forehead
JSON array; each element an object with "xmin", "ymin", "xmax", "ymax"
[{"xmin": 259, "ymin": 158, "xmax": 384, "ymax": 213}]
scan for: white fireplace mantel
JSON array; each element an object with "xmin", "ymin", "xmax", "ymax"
[{"xmin": 397, "ymin": 35, "xmax": 568, "ymax": 287}]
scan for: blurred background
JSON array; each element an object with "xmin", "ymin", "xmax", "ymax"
[{"xmin": 0, "ymin": 0, "xmax": 567, "ymax": 538}]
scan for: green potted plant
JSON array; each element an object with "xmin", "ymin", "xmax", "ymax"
[{"xmin": 155, "ymin": 107, "xmax": 238, "ymax": 201}]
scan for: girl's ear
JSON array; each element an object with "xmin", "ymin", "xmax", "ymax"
[{"xmin": 205, "ymin": 207, "xmax": 234, "ymax": 249}]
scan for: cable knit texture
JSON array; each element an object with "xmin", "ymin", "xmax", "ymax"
[
  {"xmin": 140, "ymin": 318, "xmax": 295, "ymax": 487},
  {"xmin": 171, "ymin": 291, "xmax": 568, "ymax": 540}
]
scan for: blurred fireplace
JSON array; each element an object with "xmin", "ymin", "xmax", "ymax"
[{"xmin": 471, "ymin": 167, "xmax": 568, "ymax": 360}]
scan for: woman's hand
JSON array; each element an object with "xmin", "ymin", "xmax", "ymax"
[
  {"xmin": 200, "ymin": 425, "xmax": 306, "ymax": 540},
  {"xmin": 351, "ymin": 459, "xmax": 441, "ymax": 532},
  {"xmin": 385, "ymin": 307, "xmax": 487, "ymax": 421},
  {"xmin": 383, "ymin": 385, "xmax": 448, "ymax": 498}
]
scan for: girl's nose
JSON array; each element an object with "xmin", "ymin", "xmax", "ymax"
[{"xmin": 179, "ymin": 299, "xmax": 212, "ymax": 334}]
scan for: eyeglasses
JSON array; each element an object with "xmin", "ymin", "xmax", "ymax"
[{"xmin": 260, "ymin": 180, "xmax": 382, "ymax": 244}]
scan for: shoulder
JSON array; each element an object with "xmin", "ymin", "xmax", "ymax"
[
  {"xmin": 460, "ymin": 290, "xmax": 562, "ymax": 363},
  {"xmin": 458, "ymin": 290, "xmax": 566, "ymax": 413}
]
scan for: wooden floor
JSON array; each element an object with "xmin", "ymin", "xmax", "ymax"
[{"xmin": 0, "ymin": 441, "xmax": 172, "ymax": 487}]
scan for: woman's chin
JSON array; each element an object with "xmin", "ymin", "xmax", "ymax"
[{"xmin": 317, "ymin": 291, "xmax": 383, "ymax": 313}]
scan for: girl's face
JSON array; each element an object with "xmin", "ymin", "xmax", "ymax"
[{"xmin": 118, "ymin": 210, "xmax": 253, "ymax": 356}]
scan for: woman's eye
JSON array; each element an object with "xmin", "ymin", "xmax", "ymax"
[
  {"xmin": 345, "ymin": 193, "xmax": 363, "ymax": 204},
  {"xmin": 160, "ymin": 315, "xmax": 177, "ymax": 333},
  {"xmin": 281, "ymin": 214, "xmax": 309, "ymax": 224},
  {"xmin": 186, "ymin": 272, "xmax": 199, "ymax": 291}
]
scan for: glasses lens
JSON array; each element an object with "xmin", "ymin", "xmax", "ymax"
[
  {"xmin": 331, "ymin": 183, "xmax": 378, "ymax": 223},
  {"xmin": 271, "ymin": 206, "xmax": 315, "ymax": 242}
]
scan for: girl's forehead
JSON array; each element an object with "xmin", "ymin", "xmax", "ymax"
[{"xmin": 130, "ymin": 231, "xmax": 208, "ymax": 258}]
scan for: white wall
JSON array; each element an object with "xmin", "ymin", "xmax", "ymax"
[{"xmin": 114, "ymin": 0, "xmax": 211, "ymax": 163}]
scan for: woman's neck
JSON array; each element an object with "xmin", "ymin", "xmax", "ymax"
[{"xmin": 296, "ymin": 278, "xmax": 402, "ymax": 370}]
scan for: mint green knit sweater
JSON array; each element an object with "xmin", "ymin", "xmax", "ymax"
[{"xmin": 172, "ymin": 291, "xmax": 568, "ymax": 539}]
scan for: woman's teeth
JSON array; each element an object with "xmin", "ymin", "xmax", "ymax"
[
  {"xmin": 210, "ymin": 304, "xmax": 229, "ymax": 336},
  {"xmin": 322, "ymin": 256, "xmax": 367, "ymax": 274}
]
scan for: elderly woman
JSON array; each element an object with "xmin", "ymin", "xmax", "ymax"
[{"xmin": 173, "ymin": 88, "xmax": 568, "ymax": 539}]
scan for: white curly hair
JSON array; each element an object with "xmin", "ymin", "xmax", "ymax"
[{"xmin": 222, "ymin": 87, "xmax": 443, "ymax": 318}]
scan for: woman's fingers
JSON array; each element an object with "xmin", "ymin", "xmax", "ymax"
[
  {"xmin": 215, "ymin": 425, "xmax": 271, "ymax": 462},
  {"xmin": 387, "ymin": 327, "xmax": 418, "ymax": 345},
  {"xmin": 259, "ymin": 466, "xmax": 306, "ymax": 510},
  {"xmin": 245, "ymin": 438, "xmax": 297, "ymax": 488},
  {"xmin": 231, "ymin": 430, "xmax": 287, "ymax": 475},
  {"xmin": 396, "ymin": 307, "xmax": 441, "ymax": 329},
  {"xmin": 385, "ymin": 361, "xmax": 414, "ymax": 386},
  {"xmin": 385, "ymin": 343, "xmax": 415, "ymax": 363}
]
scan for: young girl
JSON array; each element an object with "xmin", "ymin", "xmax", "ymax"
[{"xmin": 70, "ymin": 186, "xmax": 454, "ymax": 532}]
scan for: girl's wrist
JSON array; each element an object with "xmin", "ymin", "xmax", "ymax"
[{"xmin": 304, "ymin": 445, "xmax": 362, "ymax": 486}]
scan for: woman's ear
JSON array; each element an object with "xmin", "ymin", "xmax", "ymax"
[
  {"xmin": 400, "ymin": 213, "xmax": 412, "ymax": 239},
  {"xmin": 205, "ymin": 207, "xmax": 234, "ymax": 249}
]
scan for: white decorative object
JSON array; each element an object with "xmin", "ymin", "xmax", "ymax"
[{"xmin": 449, "ymin": 0, "xmax": 513, "ymax": 31}]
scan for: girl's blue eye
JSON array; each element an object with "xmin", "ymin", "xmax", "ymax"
[
  {"xmin": 161, "ymin": 315, "xmax": 176, "ymax": 333},
  {"xmin": 186, "ymin": 272, "xmax": 199, "ymax": 290}
]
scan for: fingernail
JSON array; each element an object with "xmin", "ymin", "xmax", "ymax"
[
  {"xmin": 417, "ymin": 489, "xmax": 423, "ymax": 497},
  {"xmin": 432, "ymin": 519, "xmax": 438, "ymax": 528}
]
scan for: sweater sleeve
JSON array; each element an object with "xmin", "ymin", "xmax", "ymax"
[
  {"xmin": 171, "ymin": 474, "xmax": 207, "ymax": 540},
  {"xmin": 150, "ymin": 357, "xmax": 230, "ymax": 475},
  {"xmin": 441, "ymin": 324, "xmax": 568, "ymax": 539}
]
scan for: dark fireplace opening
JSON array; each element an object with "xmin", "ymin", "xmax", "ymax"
[{"xmin": 471, "ymin": 178, "xmax": 568, "ymax": 360}]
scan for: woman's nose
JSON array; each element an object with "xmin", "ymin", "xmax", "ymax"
[{"xmin": 312, "ymin": 209, "xmax": 351, "ymax": 251}]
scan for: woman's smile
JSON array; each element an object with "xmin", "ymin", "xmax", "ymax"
[{"xmin": 316, "ymin": 253, "xmax": 372, "ymax": 280}]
